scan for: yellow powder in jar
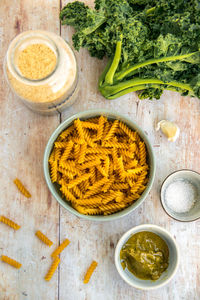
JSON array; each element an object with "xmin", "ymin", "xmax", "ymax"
[{"xmin": 17, "ymin": 43, "xmax": 57, "ymax": 80}]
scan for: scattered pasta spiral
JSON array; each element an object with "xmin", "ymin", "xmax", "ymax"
[
  {"xmin": 0, "ymin": 215, "xmax": 21, "ymax": 230},
  {"xmin": 35, "ymin": 230, "xmax": 53, "ymax": 247},
  {"xmin": 1, "ymin": 255, "xmax": 22, "ymax": 269},
  {"xmin": 44, "ymin": 257, "xmax": 60, "ymax": 281},
  {"xmin": 13, "ymin": 178, "xmax": 31, "ymax": 198},
  {"xmin": 83, "ymin": 260, "xmax": 98, "ymax": 284},
  {"xmin": 51, "ymin": 238, "xmax": 70, "ymax": 259},
  {"xmin": 49, "ymin": 116, "xmax": 149, "ymax": 216}
]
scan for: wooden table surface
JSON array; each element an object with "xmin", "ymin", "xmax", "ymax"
[{"xmin": 0, "ymin": 1, "xmax": 200, "ymax": 299}]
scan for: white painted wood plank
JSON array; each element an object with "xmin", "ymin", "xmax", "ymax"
[{"xmin": 0, "ymin": 1, "xmax": 60, "ymax": 299}]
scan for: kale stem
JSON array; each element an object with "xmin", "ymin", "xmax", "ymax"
[
  {"xmin": 115, "ymin": 51, "xmax": 199, "ymax": 81},
  {"xmin": 167, "ymin": 81, "xmax": 193, "ymax": 92},
  {"xmin": 105, "ymin": 35, "xmax": 123, "ymax": 85},
  {"xmin": 102, "ymin": 78, "xmax": 164, "ymax": 96},
  {"xmin": 98, "ymin": 57, "xmax": 113, "ymax": 87},
  {"xmin": 101, "ymin": 79, "xmax": 193, "ymax": 99},
  {"xmin": 106, "ymin": 85, "xmax": 147, "ymax": 99}
]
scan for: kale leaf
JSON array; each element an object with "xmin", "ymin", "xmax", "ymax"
[{"xmin": 60, "ymin": 0, "xmax": 200, "ymax": 100}]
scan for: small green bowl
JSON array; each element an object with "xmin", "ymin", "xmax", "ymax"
[{"xmin": 43, "ymin": 109, "xmax": 156, "ymax": 221}]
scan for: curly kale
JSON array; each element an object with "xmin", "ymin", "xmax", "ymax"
[{"xmin": 60, "ymin": 0, "xmax": 200, "ymax": 100}]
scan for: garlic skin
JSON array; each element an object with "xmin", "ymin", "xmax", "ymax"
[{"xmin": 156, "ymin": 120, "xmax": 180, "ymax": 142}]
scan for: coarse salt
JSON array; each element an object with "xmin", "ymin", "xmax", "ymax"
[{"xmin": 164, "ymin": 179, "xmax": 197, "ymax": 213}]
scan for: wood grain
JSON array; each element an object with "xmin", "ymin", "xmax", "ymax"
[
  {"xmin": 0, "ymin": 0, "xmax": 200, "ymax": 299},
  {"xmin": 0, "ymin": 1, "xmax": 60, "ymax": 299}
]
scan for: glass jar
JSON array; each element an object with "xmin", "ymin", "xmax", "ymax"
[{"xmin": 4, "ymin": 30, "xmax": 79, "ymax": 114}]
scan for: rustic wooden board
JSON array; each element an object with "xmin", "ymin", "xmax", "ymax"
[
  {"xmin": 0, "ymin": 0, "xmax": 200, "ymax": 299},
  {"xmin": 0, "ymin": 1, "xmax": 60, "ymax": 299}
]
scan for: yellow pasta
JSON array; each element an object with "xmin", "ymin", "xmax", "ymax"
[
  {"xmin": 44, "ymin": 257, "xmax": 60, "ymax": 281},
  {"xmin": 54, "ymin": 148, "xmax": 62, "ymax": 161},
  {"xmin": 60, "ymin": 183, "xmax": 77, "ymax": 202},
  {"xmin": 59, "ymin": 125, "xmax": 74, "ymax": 140},
  {"xmin": 13, "ymin": 178, "xmax": 31, "ymax": 198},
  {"xmin": 79, "ymin": 158, "xmax": 101, "ymax": 170},
  {"xmin": 83, "ymin": 128, "xmax": 96, "ymax": 147},
  {"xmin": 68, "ymin": 173, "xmax": 91, "ymax": 189},
  {"xmin": 84, "ymin": 186, "xmax": 103, "ymax": 198},
  {"xmin": 104, "ymin": 120, "xmax": 119, "ymax": 140},
  {"xmin": 51, "ymin": 238, "xmax": 70, "ymax": 259},
  {"xmin": 88, "ymin": 177, "xmax": 108, "ymax": 191},
  {"xmin": 116, "ymin": 156, "xmax": 125, "ymax": 181},
  {"xmin": 49, "ymin": 116, "xmax": 149, "ymax": 215},
  {"xmin": 78, "ymin": 143, "xmax": 87, "ymax": 164},
  {"xmin": 131, "ymin": 171, "xmax": 148, "ymax": 194},
  {"xmin": 83, "ymin": 260, "xmax": 98, "ymax": 284},
  {"xmin": 104, "ymin": 140, "xmax": 129, "ymax": 149},
  {"xmin": 74, "ymin": 118, "xmax": 85, "ymax": 141},
  {"xmin": 139, "ymin": 141, "xmax": 146, "ymax": 166},
  {"xmin": 54, "ymin": 141, "xmax": 69, "ymax": 148},
  {"xmin": 102, "ymin": 177, "xmax": 114, "ymax": 192},
  {"xmin": 82, "ymin": 121, "xmax": 99, "ymax": 130},
  {"xmin": 35, "ymin": 230, "xmax": 53, "ymax": 247},
  {"xmin": 96, "ymin": 115, "xmax": 106, "ymax": 140},
  {"xmin": 96, "ymin": 164, "xmax": 107, "ymax": 177},
  {"xmin": 71, "ymin": 185, "xmax": 83, "ymax": 199},
  {"xmin": 58, "ymin": 167, "xmax": 74, "ymax": 180},
  {"xmin": 1, "ymin": 255, "xmax": 22, "ymax": 269},
  {"xmin": 124, "ymin": 193, "xmax": 141, "ymax": 203},
  {"xmin": 60, "ymin": 140, "xmax": 74, "ymax": 162},
  {"xmin": 118, "ymin": 121, "xmax": 137, "ymax": 141},
  {"xmin": 0, "ymin": 216, "xmax": 21, "ymax": 230},
  {"xmin": 99, "ymin": 202, "xmax": 127, "ymax": 215},
  {"xmin": 111, "ymin": 183, "xmax": 129, "ymax": 190},
  {"xmin": 75, "ymin": 195, "xmax": 103, "ymax": 206},
  {"xmin": 90, "ymin": 166, "xmax": 96, "ymax": 185},
  {"xmin": 74, "ymin": 205, "xmax": 101, "ymax": 215}
]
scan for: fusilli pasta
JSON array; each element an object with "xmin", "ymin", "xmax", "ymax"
[
  {"xmin": 51, "ymin": 238, "xmax": 70, "ymax": 259},
  {"xmin": 83, "ymin": 260, "xmax": 98, "ymax": 284},
  {"xmin": 44, "ymin": 257, "xmax": 60, "ymax": 281},
  {"xmin": 35, "ymin": 230, "xmax": 53, "ymax": 247},
  {"xmin": 1, "ymin": 255, "xmax": 22, "ymax": 269},
  {"xmin": 48, "ymin": 116, "xmax": 149, "ymax": 216},
  {"xmin": 13, "ymin": 178, "xmax": 31, "ymax": 198},
  {"xmin": 0, "ymin": 216, "xmax": 20, "ymax": 230}
]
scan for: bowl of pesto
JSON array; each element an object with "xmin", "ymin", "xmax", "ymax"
[{"xmin": 115, "ymin": 224, "xmax": 179, "ymax": 290}]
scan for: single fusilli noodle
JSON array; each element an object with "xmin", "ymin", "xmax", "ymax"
[
  {"xmin": 51, "ymin": 238, "xmax": 70, "ymax": 259},
  {"xmin": 0, "ymin": 216, "xmax": 20, "ymax": 230},
  {"xmin": 83, "ymin": 261, "xmax": 98, "ymax": 284},
  {"xmin": 139, "ymin": 141, "xmax": 146, "ymax": 166},
  {"xmin": 60, "ymin": 140, "xmax": 74, "ymax": 162},
  {"xmin": 44, "ymin": 257, "xmax": 60, "ymax": 281},
  {"xmin": 13, "ymin": 178, "xmax": 31, "ymax": 198},
  {"xmin": 1, "ymin": 255, "xmax": 22, "ymax": 269},
  {"xmin": 35, "ymin": 230, "xmax": 53, "ymax": 247}
]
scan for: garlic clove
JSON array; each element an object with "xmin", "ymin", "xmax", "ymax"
[{"xmin": 156, "ymin": 120, "xmax": 180, "ymax": 142}]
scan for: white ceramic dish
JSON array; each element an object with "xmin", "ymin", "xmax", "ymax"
[
  {"xmin": 160, "ymin": 169, "xmax": 200, "ymax": 222},
  {"xmin": 115, "ymin": 224, "xmax": 179, "ymax": 290}
]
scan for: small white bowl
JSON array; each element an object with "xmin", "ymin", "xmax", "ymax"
[
  {"xmin": 115, "ymin": 224, "xmax": 179, "ymax": 290},
  {"xmin": 161, "ymin": 170, "xmax": 200, "ymax": 222}
]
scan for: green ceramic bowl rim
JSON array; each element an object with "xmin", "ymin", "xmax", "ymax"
[{"xmin": 43, "ymin": 109, "xmax": 156, "ymax": 221}]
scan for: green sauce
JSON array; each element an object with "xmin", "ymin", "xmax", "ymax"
[{"xmin": 120, "ymin": 231, "xmax": 169, "ymax": 280}]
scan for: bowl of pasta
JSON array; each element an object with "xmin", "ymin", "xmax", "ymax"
[{"xmin": 43, "ymin": 109, "xmax": 155, "ymax": 221}]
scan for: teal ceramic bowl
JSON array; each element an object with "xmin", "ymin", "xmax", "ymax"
[{"xmin": 43, "ymin": 109, "xmax": 156, "ymax": 221}]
